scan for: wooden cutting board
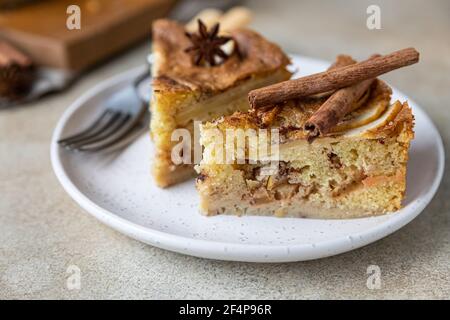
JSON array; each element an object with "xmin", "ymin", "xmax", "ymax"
[{"xmin": 0, "ymin": 0, "xmax": 177, "ymax": 71}]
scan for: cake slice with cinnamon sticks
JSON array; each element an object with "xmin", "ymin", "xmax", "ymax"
[
  {"xmin": 196, "ymin": 49, "xmax": 417, "ymax": 218},
  {"xmin": 150, "ymin": 18, "xmax": 291, "ymax": 187}
]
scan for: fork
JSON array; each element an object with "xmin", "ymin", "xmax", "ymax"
[{"xmin": 57, "ymin": 69, "xmax": 151, "ymax": 152}]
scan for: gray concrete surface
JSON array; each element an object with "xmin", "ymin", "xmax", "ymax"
[{"xmin": 0, "ymin": 0, "xmax": 449, "ymax": 299}]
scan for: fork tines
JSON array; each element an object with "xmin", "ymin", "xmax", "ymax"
[{"xmin": 57, "ymin": 110, "xmax": 137, "ymax": 152}]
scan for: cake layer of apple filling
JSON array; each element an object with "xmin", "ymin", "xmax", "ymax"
[
  {"xmin": 174, "ymin": 70, "xmax": 290, "ymax": 126},
  {"xmin": 196, "ymin": 80, "xmax": 414, "ymax": 218},
  {"xmin": 197, "ymin": 121, "xmax": 412, "ymax": 218}
]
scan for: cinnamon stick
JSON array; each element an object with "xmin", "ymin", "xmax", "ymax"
[
  {"xmin": 309, "ymin": 54, "xmax": 356, "ymax": 98},
  {"xmin": 304, "ymin": 55, "xmax": 380, "ymax": 142},
  {"xmin": 248, "ymin": 47, "xmax": 419, "ymax": 109}
]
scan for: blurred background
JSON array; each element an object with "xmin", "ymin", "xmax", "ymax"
[
  {"xmin": 0, "ymin": 0, "xmax": 448, "ymax": 123},
  {"xmin": 0, "ymin": 0, "xmax": 449, "ymax": 299}
]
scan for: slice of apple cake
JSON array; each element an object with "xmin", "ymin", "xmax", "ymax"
[
  {"xmin": 150, "ymin": 19, "xmax": 291, "ymax": 187},
  {"xmin": 196, "ymin": 49, "xmax": 418, "ymax": 218}
]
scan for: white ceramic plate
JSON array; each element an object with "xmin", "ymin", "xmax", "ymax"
[{"xmin": 51, "ymin": 55, "xmax": 444, "ymax": 262}]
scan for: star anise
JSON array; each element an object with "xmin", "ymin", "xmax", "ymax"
[
  {"xmin": 0, "ymin": 63, "xmax": 35, "ymax": 101},
  {"xmin": 0, "ymin": 41, "xmax": 35, "ymax": 102},
  {"xmin": 184, "ymin": 19, "xmax": 233, "ymax": 66}
]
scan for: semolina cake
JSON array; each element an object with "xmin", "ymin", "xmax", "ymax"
[
  {"xmin": 150, "ymin": 19, "xmax": 291, "ymax": 187},
  {"xmin": 196, "ymin": 50, "xmax": 418, "ymax": 219}
]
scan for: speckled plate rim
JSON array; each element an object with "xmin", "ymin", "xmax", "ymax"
[{"xmin": 51, "ymin": 54, "xmax": 445, "ymax": 262}]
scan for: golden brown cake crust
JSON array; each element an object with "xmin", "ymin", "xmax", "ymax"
[{"xmin": 152, "ymin": 19, "xmax": 291, "ymax": 93}]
